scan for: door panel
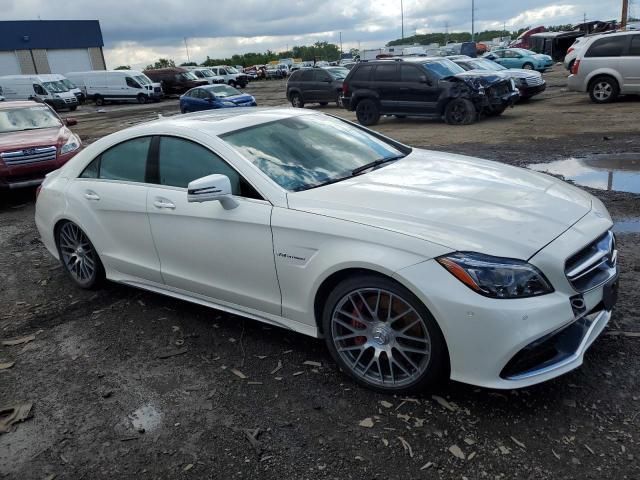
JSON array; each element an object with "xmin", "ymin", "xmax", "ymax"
[
  {"xmin": 147, "ymin": 189, "xmax": 281, "ymax": 315},
  {"xmin": 622, "ymin": 35, "xmax": 640, "ymax": 92},
  {"xmin": 373, "ymin": 64, "xmax": 400, "ymax": 111}
]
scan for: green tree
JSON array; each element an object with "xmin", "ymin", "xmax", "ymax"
[
  {"xmin": 114, "ymin": 65, "xmax": 131, "ymax": 70},
  {"xmin": 145, "ymin": 58, "xmax": 176, "ymax": 70},
  {"xmin": 180, "ymin": 61, "xmax": 198, "ymax": 66}
]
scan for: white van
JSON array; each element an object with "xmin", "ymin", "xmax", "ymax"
[
  {"xmin": 47, "ymin": 74, "xmax": 85, "ymax": 104},
  {"xmin": 65, "ymin": 70, "xmax": 162, "ymax": 105},
  {"xmin": 207, "ymin": 66, "xmax": 249, "ymax": 88},
  {"xmin": 184, "ymin": 67, "xmax": 225, "ymax": 84},
  {"xmin": 0, "ymin": 75, "xmax": 79, "ymax": 111}
]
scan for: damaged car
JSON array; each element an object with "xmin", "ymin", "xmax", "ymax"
[{"xmin": 341, "ymin": 58, "xmax": 519, "ymax": 126}]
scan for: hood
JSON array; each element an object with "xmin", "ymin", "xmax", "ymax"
[
  {"xmin": 287, "ymin": 150, "xmax": 593, "ymax": 260},
  {"xmin": 226, "ymin": 93, "xmax": 255, "ymax": 104},
  {"xmin": 453, "ymin": 70, "xmax": 509, "ymax": 89},
  {"xmin": 0, "ymin": 126, "xmax": 68, "ymax": 151},
  {"xmin": 503, "ymin": 69, "xmax": 543, "ymax": 80}
]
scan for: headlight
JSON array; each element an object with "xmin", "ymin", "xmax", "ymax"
[
  {"xmin": 54, "ymin": 94, "xmax": 61, "ymax": 98},
  {"xmin": 61, "ymin": 134, "xmax": 81, "ymax": 154},
  {"xmin": 436, "ymin": 252, "xmax": 553, "ymax": 299},
  {"xmin": 221, "ymin": 101, "xmax": 236, "ymax": 106}
]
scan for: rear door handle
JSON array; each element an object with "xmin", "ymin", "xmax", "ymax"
[
  {"xmin": 84, "ymin": 190, "xmax": 100, "ymax": 201},
  {"xmin": 153, "ymin": 198, "xmax": 176, "ymax": 210}
]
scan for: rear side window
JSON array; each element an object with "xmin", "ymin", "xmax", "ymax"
[
  {"xmin": 81, "ymin": 137, "xmax": 151, "ymax": 182},
  {"xmin": 313, "ymin": 70, "xmax": 331, "ymax": 81},
  {"xmin": 373, "ymin": 64, "xmax": 399, "ymax": 81},
  {"xmin": 351, "ymin": 65, "xmax": 373, "ymax": 81},
  {"xmin": 586, "ymin": 36, "xmax": 628, "ymax": 57},
  {"xmin": 629, "ymin": 35, "xmax": 640, "ymax": 56},
  {"xmin": 299, "ymin": 70, "xmax": 313, "ymax": 81},
  {"xmin": 400, "ymin": 65, "xmax": 423, "ymax": 82}
]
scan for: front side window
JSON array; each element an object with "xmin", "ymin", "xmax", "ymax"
[
  {"xmin": 420, "ymin": 59, "xmax": 465, "ymax": 79},
  {"xmin": 504, "ymin": 50, "xmax": 520, "ymax": 58},
  {"xmin": 126, "ymin": 77, "xmax": 141, "ymax": 88},
  {"xmin": 400, "ymin": 64, "xmax": 423, "ymax": 82},
  {"xmin": 629, "ymin": 35, "xmax": 640, "ymax": 56},
  {"xmin": 586, "ymin": 36, "xmax": 628, "ymax": 57},
  {"xmin": 83, "ymin": 137, "xmax": 151, "ymax": 182},
  {"xmin": 193, "ymin": 71, "xmax": 204, "ymax": 78},
  {"xmin": 33, "ymin": 84, "xmax": 47, "ymax": 95},
  {"xmin": 373, "ymin": 64, "xmax": 399, "ymax": 82},
  {"xmin": 221, "ymin": 115, "xmax": 405, "ymax": 191}
]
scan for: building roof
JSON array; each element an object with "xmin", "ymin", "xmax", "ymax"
[{"xmin": 0, "ymin": 20, "xmax": 103, "ymax": 51}]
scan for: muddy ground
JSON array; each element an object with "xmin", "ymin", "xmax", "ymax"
[{"xmin": 1, "ymin": 68, "xmax": 639, "ymax": 479}]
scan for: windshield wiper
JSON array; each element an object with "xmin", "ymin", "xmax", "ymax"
[{"xmin": 351, "ymin": 155, "xmax": 404, "ymax": 176}]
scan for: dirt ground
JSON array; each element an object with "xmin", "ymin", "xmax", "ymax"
[{"xmin": 1, "ymin": 68, "xmax": 639, "ymax": 480}]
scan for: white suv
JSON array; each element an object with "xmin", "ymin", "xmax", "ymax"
[{"xmin": 567, "ymin": 31, "xmax": 640, "ymax": 103}]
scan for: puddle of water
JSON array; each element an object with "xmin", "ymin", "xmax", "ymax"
[
  {"xmin": 613, "ymin": 218, "xmax": 640, "ymax": 234},
  {"xmin": 528, "ymin": 154, "xmax": 640, "ymax": 194},
  {"xmin": 129, "ymin": 404, "xmax": 162, "ymax": 432}
]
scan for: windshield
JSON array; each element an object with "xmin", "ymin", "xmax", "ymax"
[
  {"xmin": 225, "ymin": 67, "xmax": 238, "ymax": 74},
  {"xmin": 135, "ymin": 75, "xmax": 151, "ymax": 85},
  {"xmin": 420, "ymin": 59, "xmax": 465, "ymax": 79},
  {"xmin": 469, "ymin": 59, "xmax": 506, "ymax": 71},
  {"xmin": 43, "ymin": 81, "xmax": 69, "ymax": 93},
  {"xmin": 221, "ymin": 115, "xmax": 405, "ymax": 191},
  {"xmin": 326, "ymin": 67, "xmax": 349, "ymax": 79},
  {"xmin": 199, "ymin": 69, "xmax": 213, "ymax": 77},
  {"xmin": 0, "ymin": 105, "xmax": 62, "ymax": 134},
  {"xmin": 206, "ymin": 85, "xmax": 241, "ymax": 97},
  {"xmin": 181, "ymin": 71, "xmax": 198, "ymax": 80},
  {"xmin": 60, "ymin": 79, "xmax": 77, "ymax": 89}
]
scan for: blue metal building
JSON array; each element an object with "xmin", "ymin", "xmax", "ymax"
[{"xmin": 0, "ymin": 20, "xmax": 106, "ymax": 75}]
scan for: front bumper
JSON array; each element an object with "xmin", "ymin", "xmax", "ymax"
[
  {"xmin": 395, "ymin": 210, "xmax": 616, "ymax": 389},
  {"xmin": 519, "ymin": 82, "xmax": 546, "ymax": 98}
]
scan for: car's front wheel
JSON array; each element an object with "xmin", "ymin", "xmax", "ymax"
[
  {"xmin": 444, "ymin": 98, "xmax": 476, "ymax": 125},
  {"xmin": 56, "ymin": 221, "xmax": 104, "ymax": 289},
  {"xmin": 322, "ymin": 274, "xmax": 448, "ymax": 393},
  {"xmin": 137, "ymin": 93, "xmax": 148, "ymax": 104}
]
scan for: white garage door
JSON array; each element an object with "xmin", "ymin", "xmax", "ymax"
[
  {"xmin": 47, "ymin": 49, "xmax": 93, "ymax": 74},
  {"xmin": 0, "ymin": 52, "xmax": 21, "ymax": 75}
]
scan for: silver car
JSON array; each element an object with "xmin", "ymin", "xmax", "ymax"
[{"xmin": 567, "ymin": 31, "xmax": 640, "ymax": 103}]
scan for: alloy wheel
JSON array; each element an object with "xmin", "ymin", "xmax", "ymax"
[
  {"xmin": 594, "ymin": 82, "xmax": 612, "ymax": 101},
  {"xmin": 330, "ymin": 288, "xmax": 432, "ymax": 388},
  {"xmin": 58, "ymin": 223, "xmax": 97, "ymax": 284}
]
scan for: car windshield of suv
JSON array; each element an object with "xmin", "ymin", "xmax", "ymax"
[
  {"xmin": 221, "ymin": 115, "xmax": 407, "ymax": 191},
  {"xmin": 225, "ymin": 67, "xmax": 238, "ymax": 74},
  {"xmin": 135, "ymin": 75, "xmax": 151, "ymax": 85},
  {"xmin": 206, "ymin": 85, "xmax": 240, "ymax": 97},
  {"xmin": 43, "ymin": 81, "xmax": 69, "ymax": 93},
  {"xmin": 326, "ymin": 67, "xmax": 349, "ymax": 79},
  {"xmin": 181, "ymin": 72, "xmax": 198, "ymax": 81},
  {"xmin": 420, "ymin": 59, "xmax": 465, "ymax": 79},
  {"xmin": 468, "ymin": 59, "xmax": 506, "ymax": 71},
  {"xmin": 60, "ymin": 79, "xmax": 77, "ymax": 89},
  {"xmin": 0, "ymin": 105, "xmax": 62, "ymax": 134},
  {"xmin": 198, "ymin": 69, "xmax": 213, "ymax": 77}
]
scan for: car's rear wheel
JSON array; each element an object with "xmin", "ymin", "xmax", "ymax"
[
  {"xmin": 290, "ymin": 93, "xmax": 304, "ymax": 108},
  {"xmin": 355, "ymin": 99, "xmax": 380, "ymax": 126},
  {"xmin": 589, "ymin": 76, "xmax": 619, "ymax": 104},
  {"xmin": 444, "ymin": 98, "xmax": 476, "ymax": 125},
  {"xmin": 523, "ymin": 62, "xmax": 534, "ymax": 70},
  {"xmin": 56, "ymin": 221, "xmax": 104, "ymax": 289},
  {"xmin": 322, "ymin": 274, "xmax": 447, "ymax": 393}
]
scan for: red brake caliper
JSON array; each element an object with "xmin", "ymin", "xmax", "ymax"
[{"xmin": 351, "ymin": 299, "xmax": 367, "ymax": 346}]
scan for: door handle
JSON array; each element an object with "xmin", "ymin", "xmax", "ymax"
[
  {"xmin": 84, "ymin": 190, "xmax": 100, "ymax": 201},
  {"xmin": 153, "ymin": 198, "xmax": 176, "ymax": 210},
  {"xmin": 399, "ymin": 87, "xmax": 409, "ymax": 91}
]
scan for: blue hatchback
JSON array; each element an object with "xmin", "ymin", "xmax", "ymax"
[{"xmin": 180, "ymin": 85, "xmax": 257, "ymax": 113}]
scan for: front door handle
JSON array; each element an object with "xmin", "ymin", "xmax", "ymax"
[
  {"xmin": 84, "ymin": 190, "xmax": 100, "ymax": 201},
  {"xmin": 153, "ymin": 198, "xmax": 176, "ymax": 210}
]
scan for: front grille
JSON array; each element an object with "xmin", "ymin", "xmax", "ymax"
[
  {"xmin": 489, "ymin": 82, "xmax": 512, "ymax": 97},
  {"xmin": 565, "ymin": 230, "xmax": 617, "ymax": 292},
  {"xmin": 154, "ymin": 87, "xmax": 161, "ymax": 92},
  {"xmin": 526, "ymin": 76, "xmax": 544, "ymax": 87},
  {"xmin": 63, "ymin": 97, "xmax": 77, "ymax": 104},
  {"xmin": 0, "ymin": 146, "xmax": 57, "ymax": 166}
]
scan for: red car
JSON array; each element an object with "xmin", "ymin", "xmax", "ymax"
[{"xmin": 0, "ymin": 101, "xmax": 81, "ymax": 189}]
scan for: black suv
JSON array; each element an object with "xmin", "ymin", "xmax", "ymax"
[
  {"xmin": 286, "ymin": 67, "xmax": 349, "ymax": 108},
  {"xmin": 342, "ymin": 58, "xmax": 519, "ymax": 125}
]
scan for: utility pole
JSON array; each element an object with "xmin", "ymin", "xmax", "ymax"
[
  {"xmin": 621, "ymin": 0, "xmax": 629, "ymax": 28},
  {"xmin": 339, "ymin": 32, "xmax": 343, "ymax": 56},
  {"xmin": 444, "ymin": 21, "xmax": 449, "ymax": 44},
  {"xmin": 401, "ymin": 0, "xmax": 404, "ymax": 39},
  {"xmin": 471, "ymin": 0, "xmax": 475, "ymax": 42},
  {"xmin": 184, "ymin": 37, "xmax": 190, "ymax": 63}
]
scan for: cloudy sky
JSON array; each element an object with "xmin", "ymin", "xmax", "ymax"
[{"xmin": 2, "ymin": 0, "xmax": 625, "ymax": 68}]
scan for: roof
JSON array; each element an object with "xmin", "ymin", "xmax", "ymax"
[{"xmin": 0, "ymin": 20, "xmax": 103, "ymax": 51}]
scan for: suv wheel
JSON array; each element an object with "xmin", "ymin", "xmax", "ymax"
[
  {"xmin": 589, "ymin": 76, "xmax": 619, "ymax": 104},
  {"xmin": 355, "ymin": 99, "xmax": 380, "ymax": 126},
  {"xmin": 444, "ymin": 98, "xmax": 476, "ymax": 125},
  {"xmin": 290, "ymin": 93, "xmax": 304, "ymax": 108}
]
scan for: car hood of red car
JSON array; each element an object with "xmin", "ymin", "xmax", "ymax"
[{"xmin": 0, "ymin": 127, "xmax": 69, "ymax": 151}]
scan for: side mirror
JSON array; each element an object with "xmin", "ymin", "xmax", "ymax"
[
  {"xmin": 187, "ymin": 174, "xmax": 238, "ymax": 209},
  {"xmin": 65, "ymin": 118, "xmax": 78, "ymax": 126}
]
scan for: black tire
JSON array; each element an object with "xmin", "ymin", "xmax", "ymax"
[
  {"xmin": 321, "ymin": 274, "xmax": 448, "ymax": 394},
  {"xmin": 229, "ymin": 80, "xmax": 237, "ymax": 88},
  {"xmin": 55, "ymin": 221, "xmax": 105, "ymax": 290},
  {"xmin": 444, "ymin": 98, "xmax": 476, "ymax": 125},
  {"xmin": 394, "ymin": 115, "xmax": 407, "ymax": 119},
  {"xmin": 94, "ymin": 95, "xmax": 104, "ymax": 106},
  {"xmin": 488, "ymin": 105, "xmax": 507, "ymax": 116},
  {"xmin": 69, "ymin": 106, "xmax": 78, "ymax": 112},
  {"xmin": 355, "ymin": 98, "xmax": 380, "ymax": 126},
  {"xmin": 319, "ymin": 102, "xmax": 328, "ymax": 106},
  {"xmin": 523, "ymin": 62, "xmax": 534, "ymax": 70},
  {"xmin": 588, "ymin": 76, "xmax": 619, "ymax": 104},
  {"xmin": 290, "ymin": 92, "xmax": 304, "ymax": 108},
  {"xmin": 137, "ymin": 93, "xmax": 148, "ymax": 104}
]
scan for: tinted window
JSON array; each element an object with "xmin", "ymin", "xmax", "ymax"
[
  {"xmin": 351, "ymin": 65, "xmax": 373, "ymax": 81},
  {"xmin": 586, "ymin": 36, "xmax": 628, "ymax": 57},
  {"xmin": 313, "ymin": 70, "xmax": 331, "ymax": 81},
  {"xmin": 299, "ymin": 70, "xmax": 314, "ymax": 81},
  {"xmin": 630, "ymin": 35, "xmax": 640, "ymax": 55},
  {"xmin": 504, "ymin": 50, "xmax": 520, "ymax": 58},
  {"xmin": 373, "ymin": 64, "xmax": 398, "ymax": 81},
  {"xmin": 126, "ymin": 77, "xmax": 141, "ymax": 88},
  {"xmin": 400, "ymin": 65, "xmax": 423, "ymax": 82},
  {"xmin": 33, "ymin": 84, "xmax": 46, "ymax": 95},
  {"xmin": 157, "ymin": 137, "xmax": 246, "ymax": 195},
  {"xmin": 100, "ymin": 137, "xmax": 150, "ymax": 182}
]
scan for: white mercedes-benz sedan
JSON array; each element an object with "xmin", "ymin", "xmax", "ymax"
[{"xmin": 35, "ymin": 108, "xmax": 619, "ymax": 393}]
